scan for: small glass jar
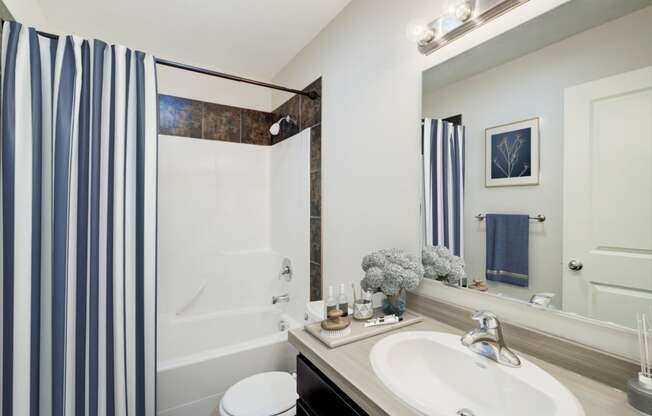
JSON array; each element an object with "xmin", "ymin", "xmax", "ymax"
[{"xmin": 353, "ymin": 299, "xmax": 374, "ymax": 320}]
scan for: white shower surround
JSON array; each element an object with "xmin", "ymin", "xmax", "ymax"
[{"xmin": 156, "ymin": 130, "xmax": 311, "ymax": 415}]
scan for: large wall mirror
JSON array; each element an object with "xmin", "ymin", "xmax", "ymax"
[{"xmin": 420, "ymin": 0, "xmax": 652, "ymax": 333}]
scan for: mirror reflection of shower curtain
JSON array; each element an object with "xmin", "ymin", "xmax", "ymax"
[
  {"xmin": 422, "ymin": 119, "xmax": 465, "ymax": 256},
  {"xmin": 0, "ymin": 22, "xmax": 157, "ymax": 416}
]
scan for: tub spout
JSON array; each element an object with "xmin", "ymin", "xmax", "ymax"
[{"xmin": 272, "ymin": 293, "xmax": 290, "ymax": 304}]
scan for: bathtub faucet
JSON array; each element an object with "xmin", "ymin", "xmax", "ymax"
[{"xmin": 272, "ymin": 293, "xmax": 290, "ymax": 304}]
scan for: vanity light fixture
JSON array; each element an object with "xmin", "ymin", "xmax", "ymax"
[{"xmin": 410, "ymin": 0, "xmax": 529, "ymax": 55}]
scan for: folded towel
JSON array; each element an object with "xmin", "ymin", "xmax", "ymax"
[{"xmin": 485, "ymin": 214, "xmax": 529, "ymax": 287}]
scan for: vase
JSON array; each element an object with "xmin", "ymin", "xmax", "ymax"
[{"xmin": 382, "ymin": 289, "xmax": 407, "ymax": 317}]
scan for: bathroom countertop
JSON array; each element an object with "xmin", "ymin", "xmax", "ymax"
[{"xmin": 289, "ymin": 314, "xmax": 637, "ymax": 416}]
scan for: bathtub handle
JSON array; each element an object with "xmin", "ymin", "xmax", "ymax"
[{"xmin": 176, "ymin": 280, "xmax": 208, "ymax": 316}]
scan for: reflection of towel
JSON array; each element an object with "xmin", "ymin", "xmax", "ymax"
[{"xmin": 486, "ymin": 214, "xmax": 529, "ymax": 287}]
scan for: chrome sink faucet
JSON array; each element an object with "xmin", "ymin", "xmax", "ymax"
[
  {"xmin": 461, "ymin": 310, "xmax": 521, "ymax": 367},
  {"xmin": 272, "ymin": 293, "xmax": 290, "ymax": 304}
]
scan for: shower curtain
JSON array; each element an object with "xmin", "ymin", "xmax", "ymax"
[
  {"xmin": 422, "ymin": 118, "xmax": 465, "ymax": 256},
  {"xmin": 1, "ymin": 22, "xmax": 157, "ymax": 416}
]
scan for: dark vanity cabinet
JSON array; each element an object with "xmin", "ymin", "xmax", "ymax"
[{"xmin": 296, "ymin": 354, "xmax": 369, "ymax": 416}]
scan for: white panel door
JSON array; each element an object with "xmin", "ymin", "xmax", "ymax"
[{"xmin": 563, "ymin": 66, "xmax": 652, "ymax": 329}]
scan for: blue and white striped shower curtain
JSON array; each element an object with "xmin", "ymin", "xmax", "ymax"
[
  {"xmin": 1, "ymin": 22, "xmax": 157, "ymax": 416},
  {"xmin": 422, "ymin": 119, "xmax": 465, "ymax": 257}
]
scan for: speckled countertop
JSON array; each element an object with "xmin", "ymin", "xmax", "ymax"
[{"xmin": 289, "ymin": 315, "xmax": 637, "ymax": 416}]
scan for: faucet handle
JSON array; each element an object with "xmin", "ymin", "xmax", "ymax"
[
  {"xmin": 471, "ymin": 310, "xmax": 499, "ymax": 329},
  {"xmin": 529, "ymin": 292, "xmax": 555, "ymax": 307}
]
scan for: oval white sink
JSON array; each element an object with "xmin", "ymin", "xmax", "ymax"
[{"xmin": 370, "ymin": 331, "xmax": 584, "ymax": 416}]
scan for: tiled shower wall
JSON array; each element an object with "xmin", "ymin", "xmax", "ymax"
[
  {"xmin": 159, "ymin": 95, "xmax": 275, "ymax": 145},
  {"xmin": 158, "ymin": 78, "xmax": 323, "ymax": 300}
]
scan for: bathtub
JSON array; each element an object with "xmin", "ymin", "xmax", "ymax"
[{"xmin": 157, "ymin": 306, "xmax": 301, "ymax": 416}]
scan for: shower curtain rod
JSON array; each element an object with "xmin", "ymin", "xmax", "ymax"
[
  {"xmin": 2, "ymin": 21, "xmax": 320, "ymax": 100},
  {"xmin": 154, "ymin": 58, "xmax": 320, "ymax": 100}
]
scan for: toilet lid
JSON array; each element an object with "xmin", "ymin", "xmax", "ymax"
[{"xmin": 222, "ymin": 372, "xmax": 297, "ymax": 416}]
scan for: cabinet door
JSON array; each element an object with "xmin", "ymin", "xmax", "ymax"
[
  {"xmin": 296, "ymin": 399, "xmax": 316, "ymax": 416},
  {"xmin": 296, "ymin": 355, "xmax": 368, "ymax": 416}
]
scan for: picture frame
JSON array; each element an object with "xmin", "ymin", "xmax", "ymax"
[{"xmin": 485, "ymin": 117, "xmax": 540, "ymax": 187}]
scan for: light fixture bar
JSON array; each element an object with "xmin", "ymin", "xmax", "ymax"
[{"xmin": 418, "ymin": 0, "xmax": 530, "ymax": 55}]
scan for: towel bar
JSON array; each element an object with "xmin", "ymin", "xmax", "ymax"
[{"xmin": 475, "ymin": 213, "xmax": 546, "ymax": 222}]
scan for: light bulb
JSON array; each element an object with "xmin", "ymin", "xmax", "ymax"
[
  {"xmin": 455, "ymin": 2, "xmax": 473, "ymax": 22},
  {"xmin": 406, "ymin": 20, "xmax": 435, "ymax": 45}
]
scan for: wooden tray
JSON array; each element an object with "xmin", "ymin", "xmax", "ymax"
[{"xmin": 305, "ymin": 310, "xmax": 423, "ymax": 349}]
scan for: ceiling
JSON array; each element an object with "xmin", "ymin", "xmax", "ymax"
[{"xmin": 36, "ymin": 0, "xmax": 351, "ymax": 80}]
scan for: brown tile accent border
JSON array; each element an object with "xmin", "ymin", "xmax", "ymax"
[
  {"xmin": 309, "ymin": 125, "xmax": 323, "ymax": 301},
  {"xmin": 271, "ymin": 94, "xmax": 301, "ymax": 144},
  {"xmin": 305, "ymin": 80, "xmax": 323, "ymax": 301},
  {"xmin": 310, "ymin": 170, "xmax": 321, "ymax": 218},
  {"xmin": 300, "ymin": 78, "xmax": 322, "ymax": 130},
  {"xmin": 406, "ymin": 292, "xmax": 639, "ymax": 391},
  {"xmin": 310, "ymin": 217, "xmax": 322, "ymax": 265},
  {"xmin": 242, "ymin": 109, "xmax": 273, "ymax": 146},
  {"xmin": 310, "ymin": 262, "xmax": 322, "ymax": 301},
  {"xmin": 310, "ymin": 125, "xmax": 322, "ymax": 170},
  {"xmin": 203, "ymin": 102, "xmax": 241, "ymax": 142},
  {"xmin": 158, "ymin": 94, "xmax": 272, "ymax": 145},
  {"xmin": 159, "ymin": 95, "xmax": 203, "ymax": 138},
  {"xmin": 273, "ymin": 78, "xmax": 322, "ymax": 144}
]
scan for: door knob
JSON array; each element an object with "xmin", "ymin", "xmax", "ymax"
[{"xmin": 568, "ymin": 260, "xmax": 583, "ymax": 271}]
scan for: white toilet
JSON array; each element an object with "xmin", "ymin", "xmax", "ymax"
[{"xmin": 218, "ymin": 371, "xmax": 298, "ymax": 416}]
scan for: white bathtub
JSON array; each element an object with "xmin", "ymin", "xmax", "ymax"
[{"xmin": 157, "ymin": 307, "xmax": 300, "ymax": 416}]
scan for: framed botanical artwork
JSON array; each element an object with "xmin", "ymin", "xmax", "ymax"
[{"xmin": 485, "ymin": 117, "xmax": 540, "ymax": 187}]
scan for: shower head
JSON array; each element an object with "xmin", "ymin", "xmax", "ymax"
[
  {"xmin": 269, "ymin": 122, "xmax": 281, "ymax": 136},
  {"xmin": 269, "ymin": 115, "xmax": 296, "ymax": 136}
]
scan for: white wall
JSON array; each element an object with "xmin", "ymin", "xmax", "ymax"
[
  {"xmin": 271, "ymin": 129, "xmax": 311, "ymax": 321},
  {"xmin": 422, "ymin": 6, "xmax": 652, "ymax": 306},
  {"xmin": 2, "ymin": 0, "xmax": 52, "ymax": 31},
  {"xmin": 270, "ymin": 0, "xmax": 569, "ymax": 295},
  {"xmin": 157, "ymin": 65, "xmax": 273, "ymax": 112}
]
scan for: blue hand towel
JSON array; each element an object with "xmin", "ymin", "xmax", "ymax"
[{"xmin": 485, "ymin": 214, "xmax": 529, "ymax": 287}]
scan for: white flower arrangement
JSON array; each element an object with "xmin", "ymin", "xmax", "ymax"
[
  {"xmin": 422, "ymin": 245, "xmax": 466, "ymax": 285},
  {"xmin": 360, "ymin": 249, "xmax": 425, "ymax": 296}
]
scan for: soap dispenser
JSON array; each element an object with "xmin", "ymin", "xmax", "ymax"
[
  {"xmin": 337, "ymin": 284, "xmax": 349, "ymax": 316},
  {"xmin": 325, "ymin": 286, "xmax": 337, "ymax": 316}
]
